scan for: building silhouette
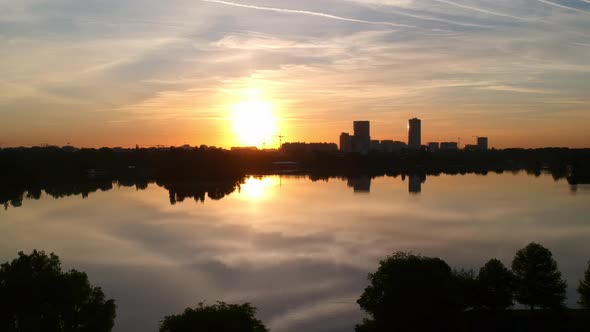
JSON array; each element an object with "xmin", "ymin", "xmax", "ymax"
[
  {"xmin": 340, "ymin": 121, "xmax": 371, "ymax": 154},
  {"xmin": 477, "ymin": 137, "xmax": 489, "ymax": 150},
  {"xmin": 339, "ymin": 133, "xmax": 352, "ymax": 153},
  {"xmin": 440, "ymin": 142, "xmax": 459, "ymax": 151},
  {"xmin": 408, "ymin": 118, "xmax": 421, "ymax": 149},
  {"xmin": 353, "ymin": 121, "xmax": 371, "ymax": 154},
  {"xmin": 379, "ymin": 140, "xmax": 407, "ymax": 152},
  {"xmin": 427, "ymin": 142, "xmax": 439, "ymax": 152}
]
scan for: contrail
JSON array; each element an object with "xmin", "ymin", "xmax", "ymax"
[
  {"xmin": 199, "ymin": 0, "xmax": 415, "ymax": 28},
  {"xmin": 536, "ymin": 0, "xmax": 590, "ymax": 14},
  {"xmin": 385, "ymin": 8, "xmax": 491, "ymax": 28},
  {"xmin": 431, "ymin": 0, "xmax": 529, "ymax": 21}
]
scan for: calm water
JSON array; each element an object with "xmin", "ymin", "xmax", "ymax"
[{"xmin": 1, "ymin": 173, "xmax": 589, "ymax": 332}]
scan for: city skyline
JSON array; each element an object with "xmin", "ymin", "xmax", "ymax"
[{"xmin": 1, "ymin": 0, "xmax": 590, "ymax": 149}]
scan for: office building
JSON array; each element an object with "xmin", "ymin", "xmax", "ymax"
[
  {"xmin": 440, "ymin": 142, "xmax": 459, "ymax": 151},
  {"xmin": 353, "ymin": 121, "xmax": 371, "ymax": 154},
  {"xmin": 340, "ymin": 132, "xmax": 352, "ymax": 153},
  {"xmin": 477, "ymin": 137, "xmax": 489, "ymax": 150},
  {"xmin": 408, "ymin": 118, "xmax": 421, "ymax": 148},
  {"xmin": 354, "ymin": 121, "xmax": 370, "ymax": 137}
]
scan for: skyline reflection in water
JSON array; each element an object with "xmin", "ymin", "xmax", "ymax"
[{"xmin": 1, "ymin": 173, "xmax": 589, "ymax": 332}]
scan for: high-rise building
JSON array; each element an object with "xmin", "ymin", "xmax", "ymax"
[
  {"xmin": 477, "ymin": 137, "xmax": 489, "ymax": 150},
  {"xmin": 354, "ymin": 121, "xmax": 370, "ymax": 138},
  {"xmin": 408, "ymin": 118, "xmax": 421, "ymax": 148},
  {"xmin": 353, "ymin": 121, "xmax": 371, "ymax": 154}
]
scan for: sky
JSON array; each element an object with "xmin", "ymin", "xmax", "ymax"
[{"xmin": 1, "ymin": 0, "xmax": 589, "ymax": 148}]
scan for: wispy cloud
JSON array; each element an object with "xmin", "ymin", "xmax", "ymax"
[
  {"xmin": 199, "ymin": 0, "xmax": 416, "ymax": 28},
  {"xmin": 1, "ymin": 0, "xmax": 589, "ymax": 147},
  {"xmin": 477, "ymin": 85, "xmax": 556, "ymax": 94},
  {"xmin": 535, "ymin": 0, "xmax": 590, "ymax": 15},
  {"xmin": 431, "ymin": 0, "xmax": 529, "ymax": 21}
]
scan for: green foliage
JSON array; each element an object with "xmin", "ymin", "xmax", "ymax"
[
  {"xmin": 511, "ymin": 243, "xmax": 567, "ymax": 310},
  {"xmin": 478, "ymin": 259, "xmax": 515, "ymax": 310},
  {"xmin": 159, "ymin": 302, "xmax": 269, "ymax": 332},
  {"xmin": 0, "ymin": 250, "xmax": 116, "ymax": 332},
  {"xmin": 578, "ymin": 260, "xmax": 590, "ymax": 308},
  {"xmin": 356, "ymin": 252, "xmax": 463, "ymax": 332}
]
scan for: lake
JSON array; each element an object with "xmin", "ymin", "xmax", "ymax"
[{"xmin": 1, "ymin": 172, "xmax": 589, "ymax": 332}]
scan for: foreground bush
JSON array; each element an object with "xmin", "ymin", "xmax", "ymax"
[
  {"xmin": 0, "ymin": 250, "xmax": 116, "ymax": 332},
  {"xmin": 160, "ymin": 302, "xmax": 269, "ymax": 332}
]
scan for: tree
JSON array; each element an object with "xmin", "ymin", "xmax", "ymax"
[
  {"xmin": 511, "ymin": 243, "xmax": 567, "ymax": 310},
  {"xmin": 356, "ymin": 252, "xmax": 463, "ymax": 332},
  {"xmin": 0, "ymin": 250, "xmax": 116, "ymax": 332},
  {"xmin": 453, "ymin": 269, "xmax": 480, "ymax": 310},
  {"xmin": 160, "ymin": 302, "xmax": 269, "ymax": 332},
  {"xmin": 578, "ymin": 260, "xmax": 590, "ymax": 308},
  {"xmin": 478, "ymin": 259, "xmax": 514, "ymax": 310}
]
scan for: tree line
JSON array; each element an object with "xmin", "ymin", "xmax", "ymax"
[
  {"xmin": 1, "ymin": 146, "xmax": 588, "ymax": 184},
  {"xmin": 1, "ymin": 244, "xmax": 589, "ymax": 331}
]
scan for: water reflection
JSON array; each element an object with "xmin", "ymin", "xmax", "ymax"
[
  {"xmin": 4, "ymin": 170, "xmax": 590, "ymax": 210},
  {"xmin": 0, "ymin": 173, "xmax": 589, "ymax": 332},
  {"xmin": 346, "ymin": 176, "xmax": 371, "ymax": 193},
  {"xmin": 239, "ymin": 177, "xmax": 280, "ymax": 200},
  {"xmin": 408, "ymin": 174, "xmax": 426, "ymax": 194}
]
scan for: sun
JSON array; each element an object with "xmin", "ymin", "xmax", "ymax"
[{"xmin": 232, "ymin": 96, "xmax": 278, "ymax": 148}]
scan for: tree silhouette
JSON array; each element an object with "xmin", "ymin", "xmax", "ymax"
[
  {"xmin": 356, "ymin": 252, "xmax": 463, "ymax": 332},
  {"xmin": 159, "ymin": 302, "xmax": 269, "ymax": 332},
  {"xmin": 478, "ymin": 259, "xmax": 515, "ymax": 311},
  {"xmin": 453, "ymin": 269, "xmax": 479, "ymax": 310},
  {"xmin": 578, "ymin": 260, "xmax": 590, "ymax": 308},
  {"xmin": 511, "ymin": 243, "xmax": 567, "ymax": 310},
  {"xmin": 0, "ymin": 250, "xmax": 116, "ymax": 332}
]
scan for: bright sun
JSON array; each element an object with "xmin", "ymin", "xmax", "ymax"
[{"xmin": 232, "ymin": 97, "xmax": 278, "ymax": 148}]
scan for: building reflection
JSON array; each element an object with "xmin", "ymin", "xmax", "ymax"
[
  {"xmin": 5, "ymin": 169, "xmax": 587, "ymax": 209},
  {"xmin": 347, "ymin": 175, "xmax": 371, "ymax": 193},
  {"xmin": 408, "ymin": 174, "xmax": 426, "ymax": 194}
]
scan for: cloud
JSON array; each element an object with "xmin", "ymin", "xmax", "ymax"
[
  {"xmin": 198, "ymin": 0, "xmax": 415, "ymax": 28},
  {"xmin": 477, "ymin": 85, "xmax": 557, "ymax": 94},
  {"xmin": 429, "ymin": 0, "xmax": 530, "ymax": 21},
  {"xmin": 536, "ymin": 0, "xmax": 590, "ymax": 15},
  {"xmin": 0, "ymin": 0, "xmax": 589, "ymax": 147}
]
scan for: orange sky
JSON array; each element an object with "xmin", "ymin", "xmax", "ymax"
[{"xmin": 1, "ymin": 0, "xmax": 589, "ymax": 149}]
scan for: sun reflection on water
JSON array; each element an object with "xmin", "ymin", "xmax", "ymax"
[{"xmin": 238, "ymin": 176, "xmax": 280, "ymax": 200}]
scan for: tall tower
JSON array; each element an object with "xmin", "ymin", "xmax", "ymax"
[
  {"xmin": 353, "ymin": 121, "xmax": 371, "ymax": 154},
  {"xmin": 408, "ymin": 118, "xmax": 421, "ymax": 149},
  {"xmin": 353, "ymin": 121, "xmax": 370, "ymax": 138}
]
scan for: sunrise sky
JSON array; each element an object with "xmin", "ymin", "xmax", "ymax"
[{"xmin": 1, "ymin": 0, "xmax": 589, "ymax": 149}]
